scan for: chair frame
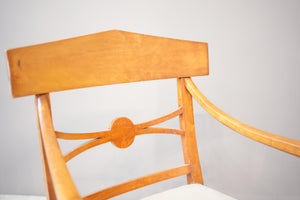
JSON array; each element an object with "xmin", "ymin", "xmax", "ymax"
[{"xmin": 7, "ymin": 30, "xmax": 300, "ymax": 200}]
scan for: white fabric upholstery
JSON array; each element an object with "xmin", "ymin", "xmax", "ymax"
[
  {"xmin": 141, "ymin": 184, "xmax": 237, "ymax": 200},
  {"xmin": 0, "ymin": 195, "xmax": 46, "ymax": 200}
]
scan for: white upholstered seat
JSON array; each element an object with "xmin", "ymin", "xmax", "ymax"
[
  {"xmin": 0, "ymin": 195, "xmax": 46, "ymax": 200},
  {"xmin": 141, "ymin": 184, "xmax": 237, "ymax": 200}
]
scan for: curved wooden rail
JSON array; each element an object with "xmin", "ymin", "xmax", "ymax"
[
  {"xmin": 64, "ymin": 137, "xmax": 111, "ymax": 162},
  {"xmin": 136, "ymin": 107, "xmax": 183, "ymax": 129},
  {"xmin": 83, "ymin": 164, "xmax": 191, "ymax": 200},
  {"xmin": 61, "ymin": 108, "xmax": 185, "ymax": 162},
  {"xmin": 56, "ymin": 107, "xmax": 183, "ymax": 140},
  {"xmin": 136, "ymin": 128, "xmax": 184, "ymax": 136},
  {"xmin": 56, "ymin": 130, "xmax": 109, "ymax": 140},
  {"xmin": 184, "ymin": 78, "xmax": 300, "ymax": 157}
]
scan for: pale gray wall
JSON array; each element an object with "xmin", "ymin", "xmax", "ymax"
[{"xmin": 0, "ymin": 0, "xmax": 299, "ymax": 199}]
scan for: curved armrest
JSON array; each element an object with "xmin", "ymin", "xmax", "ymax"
[
  {"xmin": 184, "ymin": 78, "xmax": 300, "ymax": 157},
  {"xmin": 35, "ymin": 94, "xmax": 82, "ymax": 200}
]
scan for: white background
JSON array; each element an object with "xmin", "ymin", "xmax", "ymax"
[{"xmin": 0, "ymin": 0, "xmax": 299, "ymax": 199}]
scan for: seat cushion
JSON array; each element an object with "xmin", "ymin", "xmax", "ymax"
[
  {"xmin": 0, "ymin": 195, "xmax": 46, "ymax": 200},
  {"xmin": 141, "ymin": 184, "xmax": 237, "ymax": 200}
]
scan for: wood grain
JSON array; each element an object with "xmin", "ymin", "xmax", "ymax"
[
  {"xmin": 136, "ymin": 128, "xmax": 184, "ymax": 135},
  {"xmin": 135, "ymin": 107, "xmax": 183, "ymax": 129},
  {"xmin": 62, "ymin": 109, "xmax": 185, "ymax": 162},
  {"xmin": 83, "ymin": 165, "xmax": 191, "ymax": 200},
  {"xmin": 64, "ymin": 137, "xmax": 111, "ymax": 162},
  {"xmin": 12, "ymin": 27, "xmax": 299, "ymax": 200},
  {"xmin": 110, "ymin": 117, "xmax": 136, "ymax": 148},
  {"xmin": 7, "ymin": 30, "xmax": 208, "ymax": 97},
  {"xmin": 36, "ymin": 102, "xmax": 57, "ymax": 200},
  {"xmin": 35, "ymin": 94, "xmax": 82, "ymax": 199},
  {"xmin": 177, "ymin": 78, "xmax": 204, "ymax": 184},
  {"xmin": 56, "ymin": 130, "xmax": 110, "ymax": 140},
  {"xmin": 185, "ymin": 77, "xmax": 300, "ymax": 157}
]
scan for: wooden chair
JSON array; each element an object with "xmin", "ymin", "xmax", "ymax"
[{"xmin": 7, "ymin": 30, "xmax": 300, "ymax": 200}]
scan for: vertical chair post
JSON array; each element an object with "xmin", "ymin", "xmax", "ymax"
[
  {"xmin": 35, "ymin": 93, "xmax": 82, "ymax": 200},
  {"xmin": 35, "ymin": 94, "xmax": 57, "ymax": 200},
  {"xmin": 37, "ymin": 127, "xmax": 57, "ymax": 200},
  {"xmin": 177, "ymin": 78, "xmax": 203, "ymax": 184}
]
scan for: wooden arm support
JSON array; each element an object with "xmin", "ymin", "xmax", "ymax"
[
  {"xmin": 184, "ymin": 78, "xmax": 300, "ymax": 157},
  {"xmin": 35, "ymin": 94, "xmax": 82, "ymax": 200}
]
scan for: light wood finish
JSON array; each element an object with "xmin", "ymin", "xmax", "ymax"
[
  {"xmin": 35, "ymin": 93, "xmax": 56, "ymax": 199},
  {"xmin": 35, "ymin": 94, "xmax": 82, "ymax": 200},
  {"xmin": 56, "ymin": 130, "xmax": 109, "ymax": 140},
  {"xmin": 36, "ymin": 113, "xmax": 57, "ymax": 200},
  {"xmin": 135, "ymin": 107, "xmax": 183, "ymax": 129},
  {"xmin": 184, "ymin": 78, "xmax": 300, "ymax": 157},
  {"xmin": 136, "ymin": 128, "xmax": 184, "ymax": 135},
  {"xmin": 64, "ymin": 137, "xmax": 111, "ymax": 162},
  {"xmin": 64, "ymin": 128, "xmax": 184, "ymax": 163},
  {"xmin": 177, "ymin": 78, "xmax": 204, "ymax": 184},
  {"xmin": 7, "ymin": 30, "xmax": 208, "ymax": 97},
  {"xmin": 56, "ymin": 107, "xmax": 183, "ymax": 140},
  {"xmin": 83, "ymin": 165, "xmax": 192, "ymax": 200},
  {"xmin": 10, "ymin": 30, "xmax": 298, "ymax": 200},
  {"xmin": 110, "ymin": 117, "xmax": 136, "ymax": 148},
  {"xmin": 62, "ymin": 108, "xmax": 184, "ymax": 162}
]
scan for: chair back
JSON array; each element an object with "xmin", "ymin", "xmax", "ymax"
[{"xmin": 7, "ymin": 30, "xmax": 209, "ymax": 200}]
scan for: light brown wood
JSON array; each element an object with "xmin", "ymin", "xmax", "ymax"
[
  {"xmin": 64, "ymin": 126, "xmax": 184, "ymax": 162},
  {"xmin": 56, "ymin": 130, "xmax": 110, "ymax": 140},
  {"xmin": 177, "ymin": 78, "xmax": 204, "ymax": 184},
  {"xmin": 36, "ymin": 112, "xmax": 57, "ymax": 200},
  {"xmin": 83, "ymin": 164, "xmax": 192, "ymax": 200},
  {"xmin": 110, "ymin": 117, "xmax": 136, "ymax": 148},
  {"xmin": 136, "ymin": 128, "xmax": 184, "ymax": 135},
  {"xmin": 10, "ymin": 29, "xmax": 299, "ymax": 200},
  {"xmin": 35, "ymin": 94, "xmax": 82, "ymax": 199},
  {"xmin": 135, "ymin": 107, "xmax": 183, "ymax": 129},
  {"xmin": 184, "ymin": 77, "xmax": 300, "ymax": 157},
  {"xmin": 7, "ymin": 30, "xmax": 208, "ymax": 97},
  {"xmin": 57, "ymin": 108, "xmax": 182, "ymax": 141},
  {"xmin": 64, "ymin": 137, "xmax": 111, "ymax": 162},
  {"xmin": 58, "ymin": 108, "xmax": 185, "ymax": 162}
]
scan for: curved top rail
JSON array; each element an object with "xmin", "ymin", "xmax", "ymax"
[
  {"xmin": 184, "ymin": 78, "xmax": 300, "ymax": 157},
  {"xmin": 7, "ymin": 30, "xmax": 208, "ymax": 97}
]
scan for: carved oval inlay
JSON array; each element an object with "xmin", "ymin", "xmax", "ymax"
[{"xmin": 109, "ymin": 117, "xmax": 135, "ymax": 148}]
